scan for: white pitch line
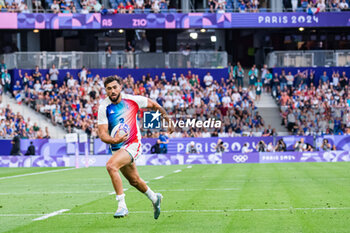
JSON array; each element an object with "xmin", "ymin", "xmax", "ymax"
[
  {"xmin": 0, "ymin": 187, "xmax": 240, "ymax": 195},
  {"xmin": 0, "ymin": 168, "xmax": 76, "ymax": 181},
  {"xmin": 3, "ymin": 207, "xmax": 350, "ymax": 218},
  {"xmin": 187, "ymin": 166, "xmax": 192, "ymax": 169},
  {"xmin": 154, "ymin": 176, "xmax": 164, "ymax": 180},
  {"xmin": 109, "ymin": 188, "xmax": 128, "ymax": 195},
  {"xmin": 173, "ymin": 170, "xmax": 182, "ymax": 173},
  {"xmin": 0, "ymin": 191, "xmax": 116, "ymax": 195},
  {"xmin": 128, "ymin": 188, "xmax": 240, "ymax": 192},
  {"xmin": 32, "ymin": 209, "xmax": 70, "ymax": 221}
]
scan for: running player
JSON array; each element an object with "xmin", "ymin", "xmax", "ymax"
[{"xmin": 97, "ymin": 76, "xmax": 174, "ymax": 219}]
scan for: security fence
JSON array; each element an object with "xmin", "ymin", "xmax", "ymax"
[
  {"xmin": 1, "ymin": 51, "xmax": 227, "ymax": 69},
  {"xmin": 267, "ymin": 50, "xmax": 350, "ymax": 67}
]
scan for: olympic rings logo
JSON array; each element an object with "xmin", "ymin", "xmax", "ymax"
[{"xmin": 232, "ymin": 154, "xmax": 248, "ymax": 163}]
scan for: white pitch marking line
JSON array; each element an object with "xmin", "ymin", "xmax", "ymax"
[
  {"xmin": 0, "ymin": 191, "xmax": 118, "ymax": 195},
  {"xmin": 3, "ymin": 207, "xmax": 350, "ymax": 218},
  {"xmin": 154, "ymin": 176, "xmax": 164, "ymax": 180},
  {"xmin": 128, "ymin": 188, "xmax": 240, "ymax": 192},
  {"xmin": 47, "ymin": 207, "xmax": 350, "ymax": 215},
  {"xmin": 32, "ymin": 209, "xmax": 70, "ymax": 221},
  {"xmin": 0, "ymin": 187, "xmax": 241, "ymax": 195},
  {"xmin": 109, "ymin": 188, "xmax": 128, "ymax": 195},
  {"xmin": 187, "ymin": 166, "xmax": 192, "ymax": 169},
  {"xmin": 0, "ymin": 168, "xmax": 76, "ymax": 181},
  {"xmin": 173, "ymin": 170, "xmax": 182, "ymax": 173}
]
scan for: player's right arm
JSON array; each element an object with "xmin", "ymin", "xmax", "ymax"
[
  {"xmin": 97, "ymin": 103, "xmax": 128, "ymax": 145},
  {"xmin": 98, "ymin": 124, "xmax": 128, "ymax": 145}
]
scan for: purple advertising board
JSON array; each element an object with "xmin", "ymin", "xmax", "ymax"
[
  {"xmin": 222, "ymin": 152, "xmax": 260, "ymax": 164},
  {"xmin": 0, "ymin": 155, "xmax": 69, "ymax": 167},
  {"xmin": 315, "ymin": 135, "xmax": 350, "ymax": 151},
  {"xmin": 276, "ymin": 136, "xmax": 313, "ymax": 151},
  {"xmin": 1, "ymin": 151, "xmax": 349, "ymax": 167},
  {"xmin": 93, "ymin": 137, "xmax": 274, "ymax": 155},
  {"xmin": 259, "ymin": 151, "xmax": 350, "ymax": 163},
  {"xmin": 0, "ymin": 12, "xmax": 349, "ymax": 30}
]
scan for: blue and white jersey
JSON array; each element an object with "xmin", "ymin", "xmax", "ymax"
[{"xmin": 98, "ymin": 94, "xmax": 148, "ymax": 151}]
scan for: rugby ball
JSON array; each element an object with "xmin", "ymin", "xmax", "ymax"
[{"xmin": 111, "ymin": 123, "xmax": 130, "ymax": 138}]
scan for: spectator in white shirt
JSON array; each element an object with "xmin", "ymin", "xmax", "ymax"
[
  {"xmin": 231, "ymin": 89, "xmax": 241, "ymax": 104},
  {"xmin": 149, "ymin": 86, "xmax": 159, "ymax": 100},
  {"xmin": 242, "ymin": 143, "xmax": 253, "ymax": 153},
  {"xmin": 135, "ymin": 0, "xmax": 144, "ymax": 9},
  {"xmin": 286, "ymin": 71, "xmax": 294, "ymax": 89},
  {"xmin": 81, "ymin": 5, "xmax": 89, "ymax": 13},
  {"xmin": 203, "ymin": 72, "xmax": 213, "ymax": 87},
  {"xmin": 339, "ymin": 0, "xmax": 349, "ymax": 9},
  {"xmin": 221, "ymin": 92, "xmax": 232, "ymax": 107},
  {"xmin": 51, "ymin": 0, "xmax": 60, "ymax": 13},
  {"xmin": 67, "ymin": 76, "xmax": 76, "ymax": 88},
  {"xmin": 317, "ymin": 0, "xmax": 326, "ymax": 11}
]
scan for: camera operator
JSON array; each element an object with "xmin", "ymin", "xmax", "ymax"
[
  {"xmin": 275, "ymin": 139, "xmax": 286, "ymax": 152},
  {"xmin": 256, "ymin": 140, "xmax": 266, "ymax": 152},
  {"xmin": 242, "ymin": 143, "xmax": 253, "ymax": 153},
  {"xmin": 294, "ymin": 138, "xmax": 307, "ymax": 152},
  {"xmin": 321, "ymin": 139, "xmax": 331, "ymax": 151},
  {"xmin": 214, "ymin": 139, "xmax": 226, "ymax": 153},
  {"xmin": 186, "ymin": 141, "xmax": 199, "ymax": 154}
]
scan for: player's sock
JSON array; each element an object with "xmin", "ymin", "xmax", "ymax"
[
  {"xmin": 144, "ymin": 186, "xmax": 157, "ymax": 203},
  {"xmin": 116, "ymin": 193, "xmax": 127, "ymax": 209}
]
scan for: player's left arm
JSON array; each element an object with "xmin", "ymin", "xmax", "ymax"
[{"xmin": 146, "ymin": 98, "xmax": 175, "ymax": 134}]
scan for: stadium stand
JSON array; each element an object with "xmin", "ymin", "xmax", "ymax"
[
  {"xmin": 7, "ymin": 62, "xmax": 275, "ymax": 138},
  {"xmin": 268, "ymin": 68, "xmax": 350, "ymax": 136},
  {"xmin": 0, "ymin": 102, "xmax": 48, "ymax": 139}
]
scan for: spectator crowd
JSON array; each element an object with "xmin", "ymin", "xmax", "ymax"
[
  {"xmin": 0, "ymin": 61, "xmax": 274, "ymax": 139},
  {"xmin": 3, "ymin": 58, "xmax": 350, "ymax": 140},
  {"xmin": 0, "ymin": 103, "xmax": 50, "ymax": 139},
  {"xmin": 284, "ymin": 0, "xmax": 349, "ymax": 12}
]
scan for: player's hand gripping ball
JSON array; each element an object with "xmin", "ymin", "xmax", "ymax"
[{"xmin": 111, "ymin": 123, "xmax": 130, "ymax": 138}]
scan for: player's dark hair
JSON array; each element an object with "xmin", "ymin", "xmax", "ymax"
[{"xmin": 104, "ymin": 76, "xmax": 122, "ymax": 87}]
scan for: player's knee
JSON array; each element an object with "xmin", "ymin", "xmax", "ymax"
[{"xmin": 106, "ymin": 162, "xmax": 118, "ymax": 173}]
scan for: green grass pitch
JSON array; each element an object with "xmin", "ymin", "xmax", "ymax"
[{"xmin": 1, "ymin": 162, "xmax": 350, "ymax": 233}]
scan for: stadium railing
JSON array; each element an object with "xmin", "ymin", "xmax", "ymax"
[
  {"xmin": 1, "ymin": 51, "xmax": 228, "ymax": 69},
  {"xmin": 266, "ymin": 50, "xmax": 350, "ymax": 67}
]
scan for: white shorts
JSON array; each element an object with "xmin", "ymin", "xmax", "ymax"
[{"xmin": 115, "ymin": 142, "xmax": 142, "ymax": 163}]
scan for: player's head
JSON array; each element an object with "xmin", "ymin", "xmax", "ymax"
[{"xmin": 104, "ymin": 76, "xmax": 122, "ymax": 103}]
